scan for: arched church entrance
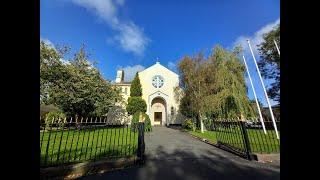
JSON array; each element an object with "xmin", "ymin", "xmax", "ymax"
[{"xmin": 151, "ymin": 97, "xmax": 167, "ymax": 126}]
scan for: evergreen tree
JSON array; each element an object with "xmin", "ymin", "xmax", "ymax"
[
  {"xmin": 130, "ymin": 72, "xmax": 142, "ymax": 97},
  {"xmin": 126, "ymin": 72, "xmax": 148, "ymax": 116}
]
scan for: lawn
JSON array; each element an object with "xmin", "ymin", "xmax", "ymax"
[
  {"xmin": 187, "ymin": 129, "xmax": 280, "ymax": 154},
  {"xmin": 189, "ymin": 130, "xmax": 217, "ymax": 144},
  {"xmin": 40, "ymin": 127, "xmax": 138, "ymax": 167}
]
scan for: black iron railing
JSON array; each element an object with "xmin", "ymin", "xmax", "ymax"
[
  {"xmin": 212, "ymin": 119, "xmax": 280, "ymax": 160},
  {"xmin": 40, "ymin": 117, "xmax": 144, "ymax": 168}
]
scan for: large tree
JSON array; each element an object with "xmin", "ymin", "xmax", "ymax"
[
  {"xmin": 178, "ymin": 53, "xmax": 211, "ymax": 132},
  {"xmin": 40, "ymin": 41, "xmax": 121, "ymax": 117},
  {"xmin": 204, "ymin": 46, "xmax": 255, "ymax": 119},
  {"xmin": 178, "ymin": 45, "xmax": 255, "ymax": 132},
  {"xmin": 40, "ymin": 41, "xmax": 69, "ymax": 104},
  {"xmin": 257, "ymin": 25, "xmax": 280, "ymax": 103}
]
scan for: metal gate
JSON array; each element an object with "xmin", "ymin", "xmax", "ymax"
[{"xmin": 213, "ymin": 119, "xmax": 257, "ymax": 160}]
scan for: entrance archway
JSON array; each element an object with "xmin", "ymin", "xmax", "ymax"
[{"xmin": 151, "ymin": 97, "xmax": 167, "ymax": 126}]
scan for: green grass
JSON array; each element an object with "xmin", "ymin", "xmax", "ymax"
[
  {"xmin": 40, "ymin": 127, "xmax": 138, "ymax": 167},
  {"xmin": 186, "ymin": 128, "xmax": 280, "ymax": 154},
  {"xmin": 189, "ymin": 130, "xmax": 217, "ymax": 144}
]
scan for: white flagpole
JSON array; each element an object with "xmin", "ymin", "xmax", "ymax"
[
  {"xmin": 273, "ymin": 39, "xmax": 280, "ymax": 56},
  {"xmin": 247, "ymin": 39, "xmax": 279, "ymax": 139},
  {"xmin": 242, "ymin": 54, "xmax": 267, "ymax": 134}
]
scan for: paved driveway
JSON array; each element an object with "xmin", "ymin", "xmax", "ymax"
[{"xmin": 81, "ymin": 126, "xmax": 280, "ymax": 180}]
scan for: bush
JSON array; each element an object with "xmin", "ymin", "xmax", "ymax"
[
  {"xmin": 183, "ymin": 118, "xmax": 195, "ymax": 131},
  {"xmin": 131, "ymin": 112, "xmax": 140, "ymax": 132},
  {"xmin": 144, "ymin": 114, "xmax": 152, "ymax": 132},
  {"xmin": 126, "ymin": 97, "xmax": 147, "ymax": 115},
  {"xmin": 45, "ymin": 111, "xmax": 66, "ymax": 128},
  {"xmin": 131, "ymin": 112, "xmax": 152, "ymax": 132},
  {"xmin": 203, "ymin": 117, "xmax": 213, "ymax": 130}
]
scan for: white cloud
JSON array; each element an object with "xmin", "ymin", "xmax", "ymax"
[
  {"xmin": 117, "ymin": 64, "xmax": 145, "ymax": 82},
  {"xmin": 167, "ymin": 61, "xmax": 176, "ymax": 71},
  {"xmin": 40, "ymin": 37, "xmax": 55, "ymax": 49},
  {"xmin": 70, "ymin": 0, "xmax": 149, "ymax": 56},
  {"xmin": 115, "ymin": 23, "xmax": 150, "ymax": 56},
  {"xmin": 233, "ymin": 18, "xmax": 280, "ymax": 55}
]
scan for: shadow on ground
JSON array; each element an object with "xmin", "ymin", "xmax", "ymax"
[{"xmin": 80, "ymin": 145, "xmax": 279, "ymax": 180}]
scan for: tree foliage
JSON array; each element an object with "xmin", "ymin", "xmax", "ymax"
[
  {"xmin": 126, "ymin": 97, "xmax": 147, "ymax": 115},
  {"xmin": 131, "ymin": 112, "xmax": 152, "ymax": 132},
  {"xmin": 130, "ymin": 73, "xmax": 142, "ymax": 97},
  {"xmin": 178, "ymin": 45, "xmax": 256, "ymax": 122},
  {"xmin": 144, "ymin": 114, "xmax": 152, "ymax": 132},
  {"xmin": 40, "ymin": 41, "xmax": 121, "ymax": 117},
  {"xmin": 249, "ymin": 99, "xmax": 264, "ymax": 117},
  {"xmin": 257, "ymin": 25, "xmax": 280, "ymax": 102},
  {"xmin": 126, "ymin": 72, "xmax": 147, "ymax": 116}
]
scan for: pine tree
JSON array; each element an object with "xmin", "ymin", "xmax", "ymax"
[
  {"xmin": 126, "ymin": 71, "xmax": 150, "ymax": 131},
  {"xmin": 126, "ymin": 72, "xmax": 147, "ymax": 115},
  {"xmin": 130, "ymin": 72, "xmax": 142, "ymax": 97}
]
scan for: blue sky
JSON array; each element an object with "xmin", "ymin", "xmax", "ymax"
[{"xmin": 40, "ymin": 0, "xmax": 280, "ymax": 106}]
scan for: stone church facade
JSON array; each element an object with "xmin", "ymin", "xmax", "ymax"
[{"xmin": 114, "ymin": 61, "xmax": 183, "ymax": 126}]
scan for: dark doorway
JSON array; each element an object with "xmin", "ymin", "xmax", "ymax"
[{"xmin": 154, "ymin": 112, "xmax": 162, "ymax": 125}]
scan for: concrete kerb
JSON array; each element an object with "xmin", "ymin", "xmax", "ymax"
[{"xmin": 40, "ymin": 156, "xmax": 142, "ymax": 179}]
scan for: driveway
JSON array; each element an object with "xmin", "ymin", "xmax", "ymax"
[{"xmin": 80, "ymin": 126, "xmax": 280, "ymax": 180}]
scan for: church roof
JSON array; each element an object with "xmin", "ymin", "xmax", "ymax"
[{"xmin": 139, "ymin": 61, "xmax": 178, "ymax": 77}]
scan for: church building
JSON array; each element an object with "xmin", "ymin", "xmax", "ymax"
[{"xmin": 114, "ymin": 61, "xmax": 183, "ymax": 126}]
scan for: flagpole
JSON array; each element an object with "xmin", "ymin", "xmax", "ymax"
[
  {"xmin": 273, "ymin": 39, "xmax": 280, "ymax": 56},
  {"xmin": 242, "ymin": 54, "xmax": 267, "ymax": 134},
  {"xmin": 247, "ymin": 39, "xmax": 279, "ymax": 139}
]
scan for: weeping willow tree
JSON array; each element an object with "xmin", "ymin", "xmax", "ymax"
[
  {"xmin": 203, "ymin": 45, "xmax": 256, "ymax": 119},
  {"xmin": 178, "ymin": 45, "xmax": 256, "ymax": 132}
]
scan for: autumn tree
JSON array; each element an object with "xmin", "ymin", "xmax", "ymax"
[{"xmin": 178, "ymin": 53, "xmax": 211, "ymax": 133}]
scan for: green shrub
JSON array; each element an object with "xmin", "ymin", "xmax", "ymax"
[
  {"xmin": 131, "ymin": 112, "xmax": 140, "ymax": 132},
  {"xmin": 126, "ymin": 97, "xmax": 147, "ymax": 115},
  {"xmin": 131, "ymin": 112, "xmax": 152, "ymax": 132},
  {"xmin": 203, "ymin": 117, "xmax": 213, "ymax": 130},
  {"xmin": 144, "ymin": 114, "xmax": 152, "ymax": 132},
  {"xmin": 45, "ymin": 111, "xmax": 66, "ymax": 128},
  {"xmin": 183, "ymin": 118, "xmax": 195, "ymax": 131}
]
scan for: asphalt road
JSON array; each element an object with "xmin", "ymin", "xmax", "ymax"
[{"xmin": 80, "ymin": 126, "xmax": 280, "ymax": 180}]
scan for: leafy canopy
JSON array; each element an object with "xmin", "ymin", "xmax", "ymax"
[
  {"xmin": 178, "ymin": 45, "xmax": 256, "ymax": 120},
  {"xmin": 257, "ymin": 25, "xmax": 280, "ymax": 102},
  {"xmin": 40, "ymin": 41, "xmax": 121, "ymax": 117}
]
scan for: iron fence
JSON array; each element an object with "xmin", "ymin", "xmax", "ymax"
[
  {"xmin": 186, "ymin": 116, "xmax": 280, "ymax": 160},
  {"xmin": 40, "ymin": 117, "xmax": 144, "ymax": 168},
  {"xmin": 212, "ymin": 118, "xmax": 280, "ymax": 160}
]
